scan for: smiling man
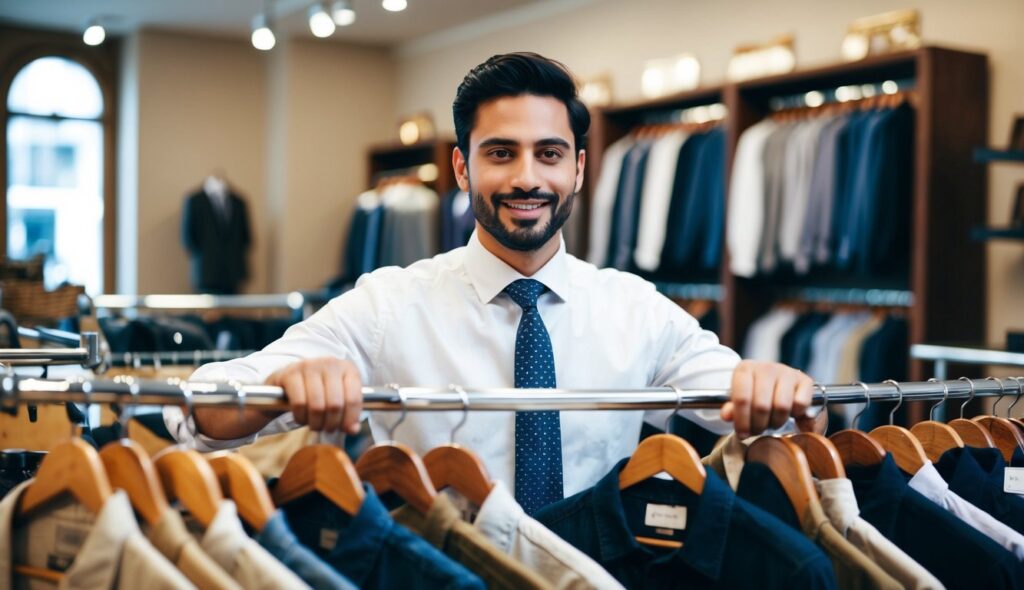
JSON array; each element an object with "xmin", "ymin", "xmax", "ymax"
[{"xmin": 165, "ymin": 52, "xmax": 819, "ymax": 515}]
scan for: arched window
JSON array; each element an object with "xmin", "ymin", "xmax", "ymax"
[{"xmin": 6, "ymin": 56, "xmax": 105, "ymax": 293}]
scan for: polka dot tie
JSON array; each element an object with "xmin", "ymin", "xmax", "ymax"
[{"xmin": 504, "ymin": 278, "xmax": 563, "ymax": 515}]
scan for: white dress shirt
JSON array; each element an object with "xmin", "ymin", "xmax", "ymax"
[
  {"xmin": 587, "ymin": 136, "xmax": 634, "ymax": 266},
  {"xmin": 908, "ymin": 461, "xmax": 1024, "ymax": 560},
  {"xmin": 741, "ymin": 308, "xmax": 798, "ymax": 363},
  {"xmin": 633, "ymin": 131, "xmax": 689, "ymax": 272},
  {"xmin": 165, "ymin": 231, "xmax": 741, "ymax": 498},
  {"xmin": 727, "ymin": 120, "xmax": 777, "ymax": 277}
]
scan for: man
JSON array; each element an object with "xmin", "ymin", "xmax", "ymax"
[{"xmin": 165, "ymin": 52, "xmax": 818, "ymax": 514}]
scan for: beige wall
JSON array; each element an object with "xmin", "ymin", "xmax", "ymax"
[{"xmin": 394, "ymin": 0, "xmax": 1024, "ymax": 342}]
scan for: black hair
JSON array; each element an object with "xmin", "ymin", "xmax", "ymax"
[{"xmin": 452, "ymin": 52, "xmax": 590, "ymax": 156}]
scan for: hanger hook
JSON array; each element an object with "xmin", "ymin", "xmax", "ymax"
[
  {"xmin": 75, "ymin": 379, "xmax": 94, "ymax": 437},
  {"xmin": 926, "ymin": 378, "xmax": 948, "ymax": 422},
  {"xmin": 118, "ymin": 377, "xmax": 140, "ymax": 438},
  {"xmin": 882, "ymin": 379, "xmax": 903, "ymax": 426},
  {"xmin": 1008, "ymin": 376, "xmax": 1024, "ymax": 418},
  {"xmin": 386, "ymin": 383, "xmax": 407, "ymax": 442},
  {"xmin": 448, "ymin": 384, "xmax": 470, "ymax": 445},
  {"xmin": 815, "ymin": 383, "xmax": 830, "ymax": 433},
  {"xmin": 665, "ymin": 384, "xmax": 684, "ymax": 433},
  {"xmin": 985, "ymin": 376, "xmax": 1006, "ymax": 417},
  {"xmin": 957, "ymin": 376, "xmax": 976, "ymax": 419},
  {"xmin": 852, "ymin": 381, "xmax": 872, "ymax": 431}
]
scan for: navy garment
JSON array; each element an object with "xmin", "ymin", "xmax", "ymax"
[
  {"xmin": 534, "ymin": 458, "xmax": 837, "ymax": 590},
  {"xmin": 278, "ymin": 484, "xmax": 485, "ymax": 590},
  {"xmin": 699, "ymin": 128, "xmax": 728, "ymax": 271},
  {"xmin": 857, "ymin": 317, "xmax": 909, "ymax": 429},
  {"xmin": 837, "ymin": 110, "xmax": 887, "ymax": 270},
  {"xmin": 846, "ymin": 454, "xmax": 1024, "ymax": 590},
  {"xmin": 936, "ymin": 446, "xmax": 1024, "ymax": 533},
  {"xmin": 735, "ymin": 462, "xmax": 803, "ymax": 531},
  {"xmin": 659, "ymin": 132, "xmax": 709, "ymax": 275},
  {"xmin": 440, "ymin": 189, "xmax": 475, "ymax": 252},
  {"xmin": 780, "ymin": 313, "xmax": 830, "ymax": 372},
  {"xmin": 673, "ymin": 130, "xmax": 717, "ymax": 270},
  {"xmin": 256, "ymin": 510, "xmax": 359, "ymax": 590},
  {"xmin": 607, "ymin": 142, "xmax": 653, "ymax": 270}
]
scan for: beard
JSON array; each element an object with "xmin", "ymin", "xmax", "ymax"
[{"xmin": 471, "ymin": 186, "xmax": 575, "ymax": 252}]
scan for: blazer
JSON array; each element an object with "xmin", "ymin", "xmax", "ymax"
[{"xmin": 182, "ymin": 189, "xmax": 251, "ymax": 293}]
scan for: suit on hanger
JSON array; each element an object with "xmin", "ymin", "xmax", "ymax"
[{"xmin": 182, "ymin": 189, "xmax": 252, "ymax": 294}]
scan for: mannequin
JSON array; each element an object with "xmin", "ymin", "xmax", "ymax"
[{"xmin": 181, "ymin": 174, "xmax": 252, "ymax": 294}]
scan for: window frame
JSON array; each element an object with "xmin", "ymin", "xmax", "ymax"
[{"xmin": 0, "ymin": 24, "xmax": 118, "ymax": 292}]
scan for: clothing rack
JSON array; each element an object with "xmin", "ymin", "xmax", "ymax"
[
  {"xmin": 79, "ymin": 292, "xmax": 320, "ymax": 321},
  {"xmin": 0, "ymin": 332, "xmax": 101, "ymax": 368},
  {"xmin": 16, "ymin": 326, "xmax": 83, "ymax": 348},
  {"xmin": 106, "ymin": 348, "xmax": 254, "ymax": 368},
  {"xmin": 0, "ymin": 375, "xmax": 1018, "ymax": 413}
]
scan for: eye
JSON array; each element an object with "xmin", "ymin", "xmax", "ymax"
[
  {"xmin": 539, "ymin": 148, "xmax": 563, "ymax": 162},
  {"xmin": 488, "ymin": 148, "xmax": 513, "ymax": 160}
]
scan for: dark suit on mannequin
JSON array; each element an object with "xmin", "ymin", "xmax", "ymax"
[{"xmin": 181, "ymin": 188, "xmax": 251, "ymax": 294}]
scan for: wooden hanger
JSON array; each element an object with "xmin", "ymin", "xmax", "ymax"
[
  {"xmin": 974, "ymin": 377, "xmax": 1024, "ymax": 462},
  {"xmin": 15, "ymin": 437, "xmax": 114, "ymax": 583},
  {"xmin": 909, "ymin": 379, "xmax": 965, "ymax": 462},
  {"xmin": 273, "ymin": 444, "xmax": 364, "ymax": 515},
  {"xmin": 354, "ymin": 386, "xmax": 437, "ymax": 513},
  {"xmin": 788, "ymin": 385, "xmax": 845, "ymax": 479},
  {"xmin": 207, "ymin": 452, "xmax": 275, "ymax": 532},
  {"xmin": 829, "ymin": 382, "xmax": 886, "ymax": 467},
  {"xmin": 948, "ymin": 376, "xmax": 996, "ymax": 448},
  {"xmin": 422, "ymin": 386, "xmax": 494, "ymax": 507},
  {"xmin": 99, "ymin": 439, "xmax": 169, "ymax": 527},
  {"xmin": 747, "ymin": 436, "xmax": 817, "ymax": 519},
  {"xmin": 869, "ymin": 381, "xmax": 928, "ymax": 475},
  {"xmin": 153, "ymin": 447, "xmax": 224, "ymax": 528}
]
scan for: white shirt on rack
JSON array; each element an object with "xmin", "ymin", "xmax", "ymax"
[
  {"xmin": 633, "ymin": 131, "xmax": 689, "ymax": 272},
  {"xmin": 164, "ymin": 230, "xmax": 752, "ymax": 498},
  {"xmin": 727, "ymin": 119, "xmax": 777, "ymax": 277}
]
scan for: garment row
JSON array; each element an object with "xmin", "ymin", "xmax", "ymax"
[
  {"xmin": 727, "ymin": 103, "xmax": 914, "ymax": 279},
  {"xmin": 588, "ymin": 126, "xmax": 727, "ymax": 276}
]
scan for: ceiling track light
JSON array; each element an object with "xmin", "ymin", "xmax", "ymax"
[
  {"xmin": 331, "ymin": 0, "xmax": 356, "ymax": 26},
  {"xmin": 82, "ymin": 18, "xmax": 106, "ymax": 46},
  {"xmin": 382, "ymin": 0, "xmax": 407, "ymax": 12},
  {"xmin": 251, "ymin": 13, "xmax": 276, "ymax": 50},
  {"xmin": 308, "ymin": 2, "xmax": 336, "ymax": 38}
]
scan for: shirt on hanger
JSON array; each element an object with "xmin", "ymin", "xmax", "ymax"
[
  {"xmin": 193, "ymin": 500, "xmax": 309, "ymax": 590},
  {"xmin": 936, "ymin": 446, "xmax": 1024, "ymax": 533},
  {"xmin": 167, "ymin": 230, "xmax": 760, "ymax": 501},
  {"xmin": 0, "ymin": 483, "xmax": 195, "ymax": 590},
  {"xmin": 727, "ymin": 119, "xmax": 777, "ymax": 277},
  {"xmin": 277, "ymin": 484, "xmax": 485, "ymax": 590},
  {"xmin": 847, "ymin": 454, "xmax": 1024, "ymax": 589},
  {"xmin": 816, "ymin": 478, "xmax": 946, "ymax": 590},
  {"xmin": 392, "ymin": 494, "xmax": 552, "ymax": 590},
  {"xmin": 742, "ymin": 308, "xmax": 799, "ymax": 363},
  {"xmin": 758, "ymin": 122, "xmax": 798, "ymax": 273},
  {"xmin": 255, "ymin": 510, "xmax": 358, "ymax": 590},
  {"xmin": 145, "ymin": 506, "xmax": 241, "ymax": 590},
  {"xmin": 472, "ymin": 480, "xmax": 625, "ymax": 590},
  {"xmin": 534, "ymin": 458, "xmax": 837, "ymax": 590},
  {"xmin": 633, "ymin": 132, "xmax": 688, "ymax": 272},
  {"xmin": 607, "ymin": 141, "xmax": 653, "ymax": 270},
  {"xmin": 588, "ymin": 136, "xmax": 634, "ymax": 266},
  {"xmin": 907, "ymin": 460, "xmax": 1024, "ymax": 560}
]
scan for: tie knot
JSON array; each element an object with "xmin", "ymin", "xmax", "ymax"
[{"xmin": 504, "ymin": 279, "xmax": 546, "ymax": 309}]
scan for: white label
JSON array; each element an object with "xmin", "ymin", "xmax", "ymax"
[
  {"xmin": 644, "ymin": 503, "xmax": 687, "ymax": 530},
  {"xmin": 1005, "ymin": 468, "xmax": 1024, "ymax": 495}
]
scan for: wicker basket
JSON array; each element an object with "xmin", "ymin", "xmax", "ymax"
[{"xmin": 0, "ymin": 280, "xmax": 83, "ymax": 323}]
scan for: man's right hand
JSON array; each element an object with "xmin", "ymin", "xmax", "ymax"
[{"xmin": 266, "ymin": 357, "xmax": 364, "ymax": 434}]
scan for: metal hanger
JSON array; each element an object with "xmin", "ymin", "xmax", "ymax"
[
  {"xmin": 830, "ymin": 381, "xmax": 885, "ymax": 467},
  {"xmin": 422, "ymin": 384, "xmax": 494, "ymax": 508},
  {"xmin": 948, "ymin": 376, "xmax": 995, "ymax": 448},
  {"xmin": 789, "ymin": 384, "xmax": 845, "ymax": 479},
  {"xmin": 910, "ymin": 379, "xmax": 964, "ymax": 462},
  {"xmin": 1006, "ymin": 376, "xmax": 1024, "ymax": 433},
  {"xmin": 869, "ymin": 379, "xmax": 928, "ymax": 474},
  {"xmin": 974, "ymin": 377, "xmax": 1024, "ymax": 462}
]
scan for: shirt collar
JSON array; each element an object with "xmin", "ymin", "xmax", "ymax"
[
  {"xmin": 591, "ymin": 457, "xmax": 735, "ymax": 582},
  {"xmin": 473, "ymin": 480, "xmax": 522, "ymax": 553},
  {"xmin": 390, "ymin": 493, "xmax": 460, "ymax": 549},
  {"xmin": 463, "ymin": 229, "xmax": 570, "ymax": 305},
  {"xmin": 906, "ymin": 460, "xmax": 947, "ymax": 505},
  {"xmin": 322, "ymin": 484, "xmax": 391, "ymax": 584}
]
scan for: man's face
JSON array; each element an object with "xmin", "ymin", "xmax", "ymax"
[{"xmin": 454, "ymin": 95, "xmax": 585, "ymax": 252}]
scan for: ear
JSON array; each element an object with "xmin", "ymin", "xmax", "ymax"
[
  {"xmin": 574, "ymin": 149, "xmax": 586, "ymax": 194},
  {"xmin": 453, "ymin": 146, "xmax": 470, "ymax": 192}
]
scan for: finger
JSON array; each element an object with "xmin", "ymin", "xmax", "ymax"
[
  {"xmin": 303, "ymin": 367, "xmax": 326, "ymax": 432},
  {"xmin": 281, "ymin": 371, "xmax": 308, "ymax": 425},
  {"xmin": 769, "ymin": 371, "xmax": 798, "ymax": 430},
  {"xmin": 341, "ymin": 369, "xmax": 364, "ymax": 435},
  {"xmin": 730, "ymin": 364, "xmax": 754, "ymax": 438},
  {"xmin": 792, "ymin": 374, "xmax": 814, "ymax": 418},
  {"xmin": 720, "ymin": 401, "xmax": 734, "ymax": 422},
  {"xmin": 749, "ymin": 368, "xmax": 776, "ymax": 436},
  {"xmin": 322, "ymin": 367, "xmax": 345, "ymax": 433}
]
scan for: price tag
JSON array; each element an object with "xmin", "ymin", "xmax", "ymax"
[
  {"xmin": 645, "ymin": 503, "xmax": 687, "ymax": 530},
  {"xmin": 1004, "ymin": 467, "xmax": 1024, "ymax": 495}
]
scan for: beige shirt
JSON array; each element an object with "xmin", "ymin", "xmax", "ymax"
[
  {"xmin": 473, "ymin": 481, "xmax": 624, "ymax": 590},
  {"xmin": 145, "ymin": 507, "xmax": 241, "ymax": 590},
  {"xmin": 195, "ymin": 501, "xmax": 309, "ymax": 590},
  {"xmin": 0, "ymin": 481, "xmax": 194, "ymax": 590},
  {"xmin": 817, "ymin": 478, "xmax": 945, "ymax": 590},
  {"xmin": 393, "ymin": 494, "xmax": 553, "ymax": 590}
]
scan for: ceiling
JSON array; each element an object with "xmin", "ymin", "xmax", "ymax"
[{"xmin": 0, "ymin": 0, "xmax": 546, "ymax": 47}]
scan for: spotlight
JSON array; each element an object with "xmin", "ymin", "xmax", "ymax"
[
  {"xmin": 332, "ymin": 0, "xmax": 356, "ymax": 26},
  {"xmin": 308, "ymin": 3, "xmax": 336, "ymax": 38},
  {"xmin": 382, "ymin": 0, "xmax": 407, "ymax": 12},
  {"xmin": 251, "ymin": 13, "xmax": 276, "ymax": 50},
  {"xmin": 83, "ymin": 20, "xmax": 106, "ymax": 46}
]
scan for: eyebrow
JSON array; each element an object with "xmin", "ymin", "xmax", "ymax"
[{"xmin": 478, "ymin": 137, "xmax": 572, "ymax": 149}]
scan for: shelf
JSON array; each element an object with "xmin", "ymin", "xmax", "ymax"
[
  {"xmin": 971, "ymin": 226, "xmax": 1024, "ymax": 241},
  {"xmin": 973, "ymin": 148, "xmax": 1024, "ymax": 163}
]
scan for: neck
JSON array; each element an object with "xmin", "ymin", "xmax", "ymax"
[{"xmin": 477, "ymin": 224, "xmax": 561, "ymax": 276}]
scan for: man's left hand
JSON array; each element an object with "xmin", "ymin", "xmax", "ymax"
[{"xmin": 720, "ymin": 360, "xmax": 819, "ymax": 439}]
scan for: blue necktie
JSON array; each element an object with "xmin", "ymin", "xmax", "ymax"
[{"xmin": 504, "ymin": 278, "xmax": 563, "ymax": 515}]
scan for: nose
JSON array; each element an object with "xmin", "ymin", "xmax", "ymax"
[{"xmin": 510, "ymin": 154, "xmax": 541, "ymax": 193}]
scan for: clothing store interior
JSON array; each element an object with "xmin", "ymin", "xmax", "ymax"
[{"xmin": 1, "ymin": 0, "xmax": 1024, "ymax": 588}]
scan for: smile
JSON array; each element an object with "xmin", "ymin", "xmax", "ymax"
[{"xmin": 503, "ymin": 202, "xmax": 548, "ymax": 210}]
